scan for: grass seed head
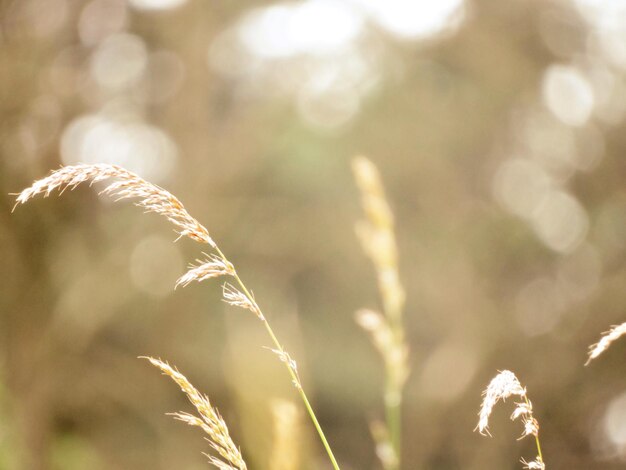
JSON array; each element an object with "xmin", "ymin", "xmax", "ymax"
[
  {"xmin": 143, "ymin": 357, "xmax": 247, "ymax": 470},
  {"xmin": 586, "ymin": 321, "xmax": 626, "ymax": 365},
  {"xmin": 176, "ymin": 254, "xmax": 235, "ymax": 288},
  {"xmin": 14, "ymin": 163, "xmax": 215, "ymax": 246}
]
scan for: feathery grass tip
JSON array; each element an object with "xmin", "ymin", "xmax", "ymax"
[
  {"xmin": 176, "ymin": 254, "xmax": 235, "ymax": 288},
  {"xmin": 143, "ymin": 357, "xmax": 246, "ymax": 470},
  {"xmin": 476, "ymin": 370, "xmax": 544, "ymax": 470},
  {"xmin": 13, "ymin": 163, "xmax": 215, "ymax": 246},
  {"xmin": 586, "ymin": 321, "xmax": 626, "ymax": 365}
]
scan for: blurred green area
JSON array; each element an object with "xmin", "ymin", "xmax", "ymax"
[{"xmin": 2, "ymin": 0, "xmax": 626, "ymax": 468}]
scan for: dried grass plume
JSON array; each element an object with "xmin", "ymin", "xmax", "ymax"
[
  {"xmin": 476, "ymin": 370, "xmax": 544, "ymax": 470},
  {"xmin": 352, "ymin": 156, "xmax": 408, "ymax": 470},
  {"xmin": 14, "ymin": 163, "xmax": 215, "ymax": 246},
  {"xmin": 586, "ymin": 321, "xmax": 626, "ymax": 365},
  {"xmin": 176, "ymin": 254, "xmax": 235, "ymax": 288},
  {"xmin": 143, "ymin": 357, "xmax": 247, "ymax": 470}
]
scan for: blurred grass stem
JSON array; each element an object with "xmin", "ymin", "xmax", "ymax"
[{"xmin": 352, "ymin": 156, "xmax": 408, "ymax": 469}]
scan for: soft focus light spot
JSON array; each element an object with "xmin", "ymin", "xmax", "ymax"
[
  {"xmin": 208, "ymin": 29, "xmax": 256, "ymax": 78},
  {"xmin": 61, "ymin": 113, "xmax": 177, "ymax": 183},
  {"xmin": 90, "ymin": 33, "xmax": 148, "ymax": 90},
  {"xmin": 542, "ymin": 65, "xmax": 594, "ymax": 126},
  {"xmin": 297, "ymin": 85, "xmax": 359, "ymax": 130},
  {"xmin": 576, "ymin": 125, "xmax": 605, "ymax": 171},
  {"xmin": 128, "ymin": 0, "xmax": 187, "ymax": 11},
  {"xmin": 538, "ymin": 9, "xmax": 585, "ymax": 59},
  {"xmin": 211, "ymin": 2, "xmax": 378, "ymax": 130},
  {"xmin": 575, "ymin": 0, "xmax": 626, "ymax": 68},
  {"xmin": 19, "ymin": 95, "xmax": 62, "ymax": 155},
  {"xmin": 238, "ymin": 5, "xmax": 295, "ymax": 59},
  {"xmin": 531, "ymin": 190, "xmax": 589, "ymax": 253},
  {"xmin": 585, "ymin": 61, "xmax": 626, "ymax": 125},
  {"xmin": 521, "ymin": 112, "xmax": 578, "ymax": 177},
  {"xmin": 596, "ymin": 28, "xmax": 626, "ymax": 70},
  {"xmin": 48, "ymin": 47, "xmax": 85, "ymax": 97},
  {"xmin": 130, "ymin": 235, "xmax": 183, "ymax": 298},
  {"xmin": 493, "ymin": 158, "xmax": 551, "ymax": 218},
  {"xmin": 143, "ymin": 51, "xmax": 186, "ymax": 104},
  {"xmin": 22, "ymin": 0, "xmax": 68, "ymax": 38},
  {"xmin": 238, "ymin": 0, "xmax": 363, "ymax": 59},
  {"xmin": 53, "ymin": 270, "xmax": 125, "ymax": 344},
  {"xmin": 289, "ymin": 0, "xmax": 363, "ymax": 55},
  {"xmin": 420, "ymin": 342, "xmax": 477, "ymax": 403},
  {"xmin": 295, "ymin": 59, "xmax": 372, "ymax": 130},
  {"xmin": 512, "ymin": 109, "xmax": 604, "ymax": 180},
  {"xmin": 596, "ymin": 198, "xmax": 626, "ymax": 253},
  {"xmin": 350, "ymin": 0, "xmax": 465, "ymax": 40},
  {"xmin": 79, "ymin": 0, "xmax": 128, "ymax": 46},
  {"xmin": 515, "ymin": 277, "xmax": 565, "ymax": 336},
  {"xmin": 210, "ymin": 0, "xmax": 466, "ymax": 131},
  {"xmin": 557, "ymin": 244, "xmax": 602, "ymax": 303},
  {"xmin": 604, "ymin": 391, "xmax": 626, "ymax": 451}
]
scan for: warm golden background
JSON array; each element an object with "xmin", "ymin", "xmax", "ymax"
[{"xmin": 2, "ymin": 0, "xmax": 626, "ymax": 468}]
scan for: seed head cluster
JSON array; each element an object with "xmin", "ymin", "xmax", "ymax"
[
  {"xmin": 586, "ymin": 321, "xmax": 626, "ymax": 365},
  {"xmin": 477, "ymin": 370, "xmax": 544, "ymax": 470},
  {"xmin": 176, "ymin": 254, "xmax": 235, "ymax": 288},
  {"xmin": 14, "ymin": 164, "xmax": 215, "ymax": 246},
  {"xmin": 222, "ymin": 283, "xmax": 262, "ymax": 319},
  {"xmin": 144, "ymin": 357, "xmax": 246, "ymax": 470}
]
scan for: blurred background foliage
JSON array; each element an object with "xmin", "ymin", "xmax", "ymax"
[{"xmin": 2, "ymin": 0, "xmax": 626, "ymax": 468}]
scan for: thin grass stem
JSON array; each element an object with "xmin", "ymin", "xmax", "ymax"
[{"xmin": 213, "ymin": 245, "xmax": 341, "ymax": 470}]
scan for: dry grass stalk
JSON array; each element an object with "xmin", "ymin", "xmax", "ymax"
[
  {"xmin": 270, "ymin": 400, "xmax": 301, "ymax": 470},
  {"xmin": 176, "ymin": 254, "xmax": 235, "ymax": 288},
  {"xmin": 586, "ymin": 321, "xmax": 626, "ymax": 365},
  {"xmin": 222, "ymin": 283, "xmax": 263, "ymax": 320},
  {"xmin": 15, "ymin": 164, "xmax": 341, "ymax": 470},
  {"xmin": 352, "ymin": 156, "xmax": 408, "ymax": 469},
  {"xmin": 14, "ymin": 163, "xmax": 215, "ymax": 245},
  {"xmin": 267, "ymin": 348, "xmax": 301, "ymax": 389},
  {"xmin": 477, "ymin": 370, "xmax": 544, "ymax": 470},
  {"xmin": 143, "ymin": 357, "xmax": 247, "ymax": 470}
]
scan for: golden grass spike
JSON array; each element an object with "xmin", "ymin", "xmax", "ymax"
[
  {"xmin": 352, "ymin": 157, "xmax": 405, "ymax": 321},
  {"xmin": 222, "ymin": 283, "xmax": 263, "ymax": 319},
  {"xmin": 352, "ymin": 156, "xmax": 408, "ymax": 470},
  {"xmin": 143, "ymin": 357, "xmax": 247, "ymax": 470}
]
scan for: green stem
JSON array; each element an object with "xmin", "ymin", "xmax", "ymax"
[
  {"xmin": 215, "ymin": 246, "xmax": 341, "ymax": 470},
  {"xmin": 384, "ymin": 304, "xmax": 404, "ymax": 470},
  {"xmin": 535, "ymin": 434, "xmax": 544, "ymax": 465},
  {"xmin": 384, "ymin": 385, "xmax": 401, "ymax": 470},
  {"xmin": 385, "ymin": 324, "xmax": 404, "ymax": 470}
]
